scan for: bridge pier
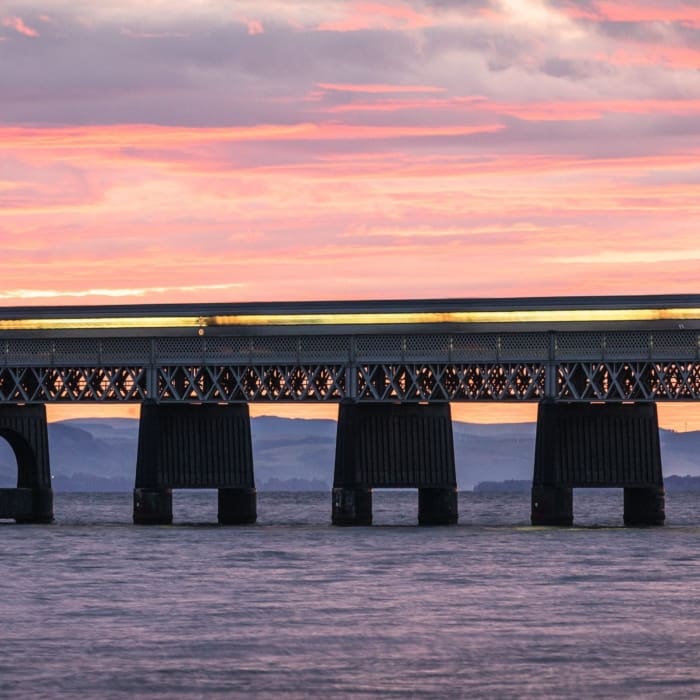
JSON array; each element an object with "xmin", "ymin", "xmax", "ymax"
[
  {"xmin": 218, "ymin": 488, "xmax": 257, "ymax": 525},
  {"xmin": 134, "ymin": 402, "xmax": 256, "ymax": 525},
  {"xmin": 418, "ymin": 487, "xmax": 459, "ymax": 525},
  {"xmin": 332, "ymin": 402, "xmax": 457, "ymax": 525},
  {"xmin": 0, "ymin": 405, "xmax": 53, "ymax": 524},
  {"xmin": 332, "ymin": 487, "xmax": 372, "ymax": 525},
  {"xmin": 133, "ymin": 488, "xmax": 172, "ymax": 525},
  {"xmin": 531, "ymin": 400, "xmax": 665, "ymax": 527},
  {"xmin": 531, "ymin": 486, "xmax": 573, "ymax": 526},
  {"xmin": 624, "ymin": 487, "xmax": 665, "ymax": 526}
]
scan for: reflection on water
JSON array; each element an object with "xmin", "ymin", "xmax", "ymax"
[{"xmin": 1, "ymin": 491, "xmax": 700, "ymax": 699}]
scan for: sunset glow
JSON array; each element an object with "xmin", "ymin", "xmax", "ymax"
[{"xmin": 2, "ymin": 0, "xmax": 699, "ymax": 427}]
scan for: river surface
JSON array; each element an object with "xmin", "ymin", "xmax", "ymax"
[{"xmin": 2, "ymin": 491, "xmax": 700, "ymax": 699}]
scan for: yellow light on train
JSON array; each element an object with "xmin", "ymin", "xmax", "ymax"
[
  {"xmin": 210, "ymin": 308, "xmax": 700, "ymax": 327},
  {"xmin": 0, "ymin": 307, "xmax": 698, "ymax": 331},
  {"xmin": 0, "ymin": 317, "xmax": 199, "ymax": 331}
]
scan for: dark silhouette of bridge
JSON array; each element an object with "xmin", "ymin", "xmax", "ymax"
[{"xmin": 0, "ymin": 294, "xmax": 698, "ymax": 525}]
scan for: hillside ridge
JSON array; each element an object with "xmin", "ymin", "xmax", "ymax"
[{"xmin": 0, "ymin": 417, "xmax": 698, "ymax": 491}]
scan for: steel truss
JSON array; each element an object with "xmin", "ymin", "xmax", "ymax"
[
  {"xmin": 0, "ymin": 363, "xmax": 544, "ymax": 402},
  {"xmin": 0, "ymin": 367, "xmax": 148, "ymax": 402},
  {"xmin": 0, "ymin": 330, "xmax": 698, "ymax": 403},
  {"xmin": 157, "ymin": 365, "xmax": 347, "ymax": 402},
  {"xmin": 557, "ymin": 362, "xmax": 700, "ymax": 401},
  {"xmin": 357, "ymin": 363, "xmax": 545, "ymax": 401}
]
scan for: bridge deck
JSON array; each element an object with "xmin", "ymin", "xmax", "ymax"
[
  {"xmin": 0, "ymin": 295, "xmax": 698, "ymax": 403},
  {"xmin": 0, "ymin": 294, "xmax": 699, "ymax": 335}
]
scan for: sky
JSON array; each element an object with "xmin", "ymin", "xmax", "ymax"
[{"xmin": 1, "ymin": 0, "xmax": 700, "ymax": 427}]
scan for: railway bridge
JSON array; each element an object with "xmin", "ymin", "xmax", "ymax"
[{"xmin": 0, "ymin": 294, "xmax": 698, "ymax": 526}]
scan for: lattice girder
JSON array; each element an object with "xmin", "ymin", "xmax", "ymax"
[
  {"xmin": 557, "ymin": 362, "xmax": 700, "ymax": 401},
  {"xmin": 356, "ymin": 363, "xmax": 545, "ymax": 401},
  {"xmin": 157, "ymin": 365, "xmax": 348, "ymax": 402},
  {"xmin": 0, "ymin": 357, "xmax": 698, "ymax": 402},
  {"xmin": 0, "ymin": 367, "xmax": 148, "ymax": 402}
]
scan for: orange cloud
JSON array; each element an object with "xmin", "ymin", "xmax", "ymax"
[
  {"xmin": 1, "ymin": 116, "xmax": 699, "ymax": 314},
  {"xmin": 0, "ymin": 122, "xmax": 506, "ymax": 163},
  {"xmin": 0, "ymin": 282, "xmax": 245, "ymax": 302}
]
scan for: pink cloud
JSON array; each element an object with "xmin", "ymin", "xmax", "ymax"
[
  {"xmin": 563, "ymin": 1, "xmax": 700, "ymax": 26},
  {"xmin": 599, "ymin": 45, "xmax": 700, "ymax": 69},
  {"xmin": 0, "ymin": 122, "xmax": 506, "ymax": 159},
  {"xmin": 1, "ymin": 3, "xmax": 699, "ymax": 315},
  {"xmin": 316, "ymin": 83, "xmax": 446, "ymax": 94},
  {"xmin": 317, "ymin": 2, "xmax": 432, "ymax": 32},
  {"xmin": 2, "ymin": 118, "xmax": 699, "ymax": 312},
  {"xmin": 2, "ymin": 16, "xmax": 39, "ymax": 37},
  {"xmin": 321, "ymin": 94, "xmax": 700, "ymax": 122},
  {"xmin": 243, "ymin": 18, "xmax": 264, "ymax": 35}
]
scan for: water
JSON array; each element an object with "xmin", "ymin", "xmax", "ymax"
[{"xmin": 2, "ymin": 491, "xmax": 700, "ymax": 699}]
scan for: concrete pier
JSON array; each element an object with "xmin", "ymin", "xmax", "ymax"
[
  {"xmin": 532, "ymin": 400, "xmax": 665, "ymax": 526},
  {"xmin": 418, "ymin": 487, "xmax": 459, "ymax": 525},
  {"xmin": 624, "ymin": 487, "xmax": 665, "ymax": 526},
  {"xmin": 134, "ymin": 402, "xmax": 256, "ymax": 525},
  {"xmin": 332, "ymin": 487, "xmax": 372, "ymax": 526},
  {"xmin": 218, "ymin": 488, "xmax": 257, "ymax": 525},
  {"xmin": 0, "ymin": 405, "xmax": 53, "ymax": 523},
  {"xmin": 531, "ymin": 486, "xmax": 573, "ymax": 526},
  {"xmin": 332, "ymin": 402, "xmax": 457, "ymax": 525},
  {"xmin": 133, "ymin": 488, "xmax": 172, "ymax": 525}
]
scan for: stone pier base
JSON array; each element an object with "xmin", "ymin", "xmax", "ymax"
[
  {"xmin": 531, "ymin": 486, "xmax": 573, "ymax": 526},
  {"xmin": 133, "ymin": 488, "xmax": 173, "ymax": 525},
  {"xmin": 624, "ymin": 487, "xmax": 665, "ymax": 526},
  {"xmin": 218, "ymin": 488, "xmax": 257, "ymax": 525},
  {"xmin": 332, "ymin": 487, "xmax": 372, "ymax": 526},
  {"xmin": 0, "ymin": 487, "xmax": 53, "ymax": 524},
  {"xmin": 418, "ymin": 487, "xmax": 458, "ymax": 525}
]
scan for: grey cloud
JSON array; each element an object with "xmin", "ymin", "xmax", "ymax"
[
  {"xmin": 420, "ymin": 0, "xmax": 495, "ymax": 9},
  {"xmin": 421, "ymin": 25, "xmax": 534, "ymax": 71},
  {"xmin": 2, "ymin": 0, "xmax": 699, "ymax": 167},
  {"xmin": 671, "ymin": 22, "xmax": 700, "ymax": 49},
  {"xmin": 539, "ymin": 57, "xmax": 609, "ymax": 81},
  {"xmin": 546, "ymin": 0, "xmax": 700, "ymax": 50},
  {"xmin": 484, "ymin": 112, "xmax": 700, "ymax": 159},
  {"xmin": 634, "ymin": 168, "xmax": 700, "ymax": 187},
  {"xmin": 0, "ymin": 10, "xmax": 422, "ymax": 125},
  {"xmin": 594, "ymin": 19, "xmax": 666, "ymax": 43},
  {"xmin": 545, "ymin": 0, "xmax": 598, "ymax": 12}
]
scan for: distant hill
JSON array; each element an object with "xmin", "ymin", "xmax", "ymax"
[
  {"xmin": 665, "ymin": 475, "xmax": 700, "ymax": 492},
  {"xmin": 474, "ymin": 475, "xmax": 700, "ymax": 493},
  {"xmin": 473, "ymin": 480, "xmax": 531, "ymax": 493},
  {"xmin": 0, "ymin": 416, "xmax": 699, "ymax": 492}
]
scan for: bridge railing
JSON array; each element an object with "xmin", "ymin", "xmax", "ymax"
[{"xmin": 2, "ymin": 330, "xmax": 698, "ymax": 366}]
